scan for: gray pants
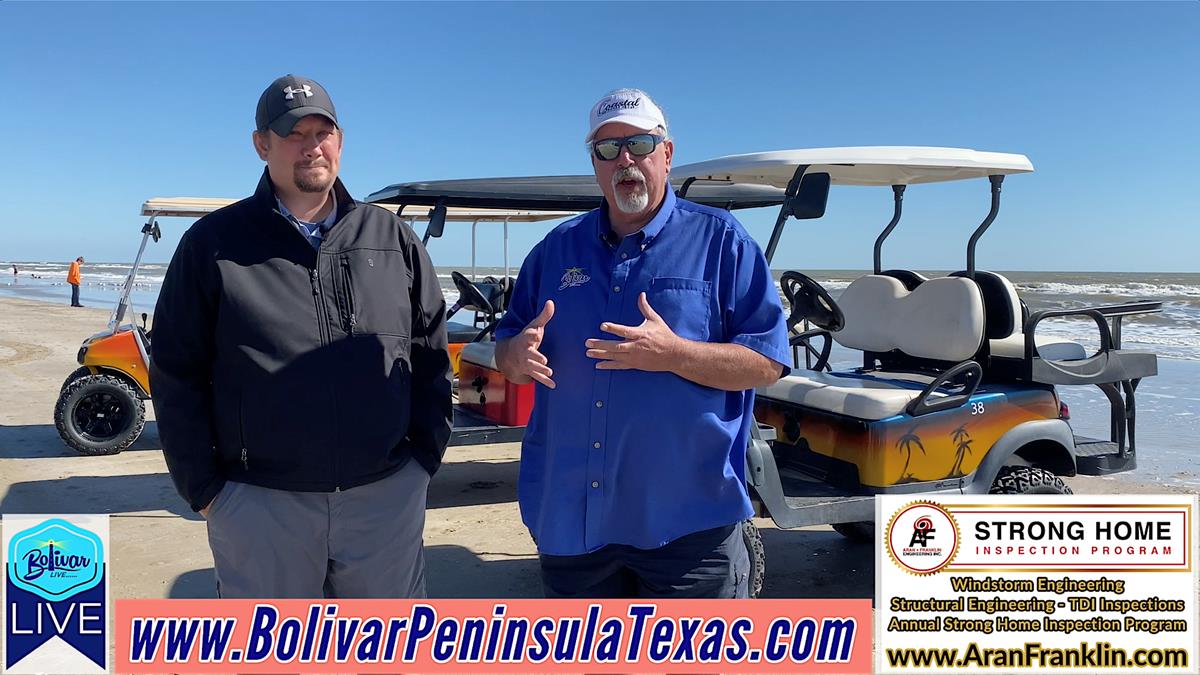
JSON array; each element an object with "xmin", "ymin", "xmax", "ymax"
[{"xmin": 205, "ymin": 459, "xmax": 430, "ymax": 598}]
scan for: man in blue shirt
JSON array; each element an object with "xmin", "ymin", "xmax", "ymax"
[{"xmin": 494, "ymin": 88, "xmax": 790, "ymax": 598}]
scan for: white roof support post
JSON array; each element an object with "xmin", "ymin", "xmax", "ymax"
[{"xmin": 471, "ymin": 220, "xmax": 479, "ymax": 281}]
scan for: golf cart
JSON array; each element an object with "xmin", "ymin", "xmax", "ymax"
[
  {"xmin": 52, "ymin": 197, "xmax": 565, "ymax": 454},
  {"xmin": 366, "ymin": 175, "xmax": 788, "ymax": 445},
  {"xmin": 54, "ymin": 198, "xmax": 228, "ymax": 455},
  {"xmin": 672, "ymin": 147, "xmax": 1161, "ymax": 547}
]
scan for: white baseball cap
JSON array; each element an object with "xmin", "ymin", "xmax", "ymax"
[{"xmin": 585, "ymin": 88, "xmax": 667, "ymax": 143}]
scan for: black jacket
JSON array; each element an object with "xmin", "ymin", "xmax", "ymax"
[{"xmin": 150, "ymin": 171, "xmax": 452, "ymax": 511}]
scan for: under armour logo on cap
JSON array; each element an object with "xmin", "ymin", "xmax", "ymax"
[
  {"xmin": 283, "ymin": 84, "xmax": 313, "ymax": 100},
  {"xmin": 256, "ymin": 74, "xmax": 339, "ymax": 137}
]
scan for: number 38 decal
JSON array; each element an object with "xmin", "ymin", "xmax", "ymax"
[{"xmin": 970, "ymin": 401, "xmax": 986, "ymax": 415}]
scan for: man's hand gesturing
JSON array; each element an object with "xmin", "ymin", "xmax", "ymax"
[
  {"xmin": 586, "ymin": 292, "xmax": 683, "ymax": 372},
  {"xmin": 497, "ymin": 300, "xmax": 556, "ymax": 388}
]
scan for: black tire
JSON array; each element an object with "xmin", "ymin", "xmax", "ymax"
[
  {"xmin": 832, "ymin": 520, "xmax": 875, "ymax": 543},
  {"xmin": 742, "ymin": 519, "xmax": 765, "ymax": 599},
  {"xmin": 59, "ymin": 367, "xmax": 92, "ymax": 393},
  {"xmin": 54, "ymin": 373, "xmax": 145, "ymax": 455},
  {"xmin": 988, "ymin": 466, "xmax": 1073, "ymax": 495}
]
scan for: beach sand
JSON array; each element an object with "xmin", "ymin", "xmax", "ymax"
[{"xmin": 0, "ymin": 295, "xmax": 1195, "ymax": 601}]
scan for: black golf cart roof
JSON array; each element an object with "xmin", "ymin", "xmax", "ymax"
[{"xmin": 366, "ymin": 174, "xmax": 786, "ymax": 212}]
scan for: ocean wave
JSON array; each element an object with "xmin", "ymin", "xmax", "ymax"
[{"xmin": 1017, "ymin": 281, "xmax": 1200, "ymax": 299}]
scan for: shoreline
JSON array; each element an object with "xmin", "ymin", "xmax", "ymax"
[
  {"xmin": 0, "ymin": 295, "xmax": 1196, "ymax": 602},
  {"xmin": 2, "ymin": 292, "xmax": 1196, "ymax": 489}
]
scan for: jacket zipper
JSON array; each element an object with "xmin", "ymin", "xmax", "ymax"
[
  {"xmin": 340, "ymin": 257, "xmax": 357, "ymax": 334},
  {"xmin": 311, "ymin": 260, "xmax": 339, "ymax": 488},
  {"xmin": 238, "ymin": 398, "xmax": 248, "ymax": 470},
  {"xmin": 310, "ymin": 267, "xmax": 329, "ymax": 346}
]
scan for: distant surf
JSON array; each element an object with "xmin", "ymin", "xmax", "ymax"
[{"xmin": 1, "ymin": 260, "xmax": 1196, "ymax": 489}]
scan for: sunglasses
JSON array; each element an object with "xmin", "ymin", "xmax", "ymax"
[{"xmin": 591, "ymin": 134, "xmax": 666, "ymax": 161}]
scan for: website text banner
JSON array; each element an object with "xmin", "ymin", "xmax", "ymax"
[
  {"xmin": 117, "ymin": 598, "xmax": 871, "ymax": 673},
  {"xmin": 875, "ymin": 495, "xmax": 1199, "ymax": 674}
]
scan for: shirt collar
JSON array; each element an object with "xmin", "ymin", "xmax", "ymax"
[
  {"xmin": 277, "ymin": 193, "xmax": 338, "ymax": 229},
  {"xmin": 596, "ymin": 187, "xmax": 677, "ymax": 249},
  {"xmin": 253, "ymin": 167, "xmax": 355, "ymax": 219}
]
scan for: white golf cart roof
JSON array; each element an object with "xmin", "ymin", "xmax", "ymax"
[
  {"xmin": 140, "ymin": 197, "xmax": 570, "ymax": 222},
  {"xmin": 141, "ymin": 197, "xmax": 236, "ymax": 218},
  {"xmin": 673, "ymin": 146, "xmax": 1034, "ymax": 187}
]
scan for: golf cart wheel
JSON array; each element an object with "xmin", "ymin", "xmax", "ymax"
[
  {"xmin": 54, "ymin": 373, "xmax": 145, "ymax": 456},
  {"xmin": 832, "ymin": 520, "xmax": 875, "ymax": 543},
  {"xmin": 59, "ymin": 366, "xmax": 92, "ymax": 393},
  {"xmin": 988, "ymin": 466, "xmax": 1073, "ymax": 495},
  {"xmin": 742, "ymin": 519, "xmax": 765, "ymax": 599}
]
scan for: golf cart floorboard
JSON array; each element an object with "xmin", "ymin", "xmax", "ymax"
[
  {"xmin": 767, "ymin": 465, "xmax": 876, "ymax": 527},
  {"xmin": 778, "ymin": 465, "xmax": 860, "ymax": 499},
  {"xmin": 1074, "ymin": 435, "xmax": 1135, "ymax": 475},
  {"xmin": 449, "ymin": 405, "xmax": 525, "ymax": 447},
  {"xmin": 781, "ymin": 495, "xmax": 875, "ymax": 514}
]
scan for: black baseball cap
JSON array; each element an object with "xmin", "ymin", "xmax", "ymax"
[{"xmin": 255, "ymin": 74, "xmax": 338, "ymax": 137}]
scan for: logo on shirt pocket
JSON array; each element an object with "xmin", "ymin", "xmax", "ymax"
[{"xmin": 558, "ymin": 267, "xmax": 591, "ymax": 291}]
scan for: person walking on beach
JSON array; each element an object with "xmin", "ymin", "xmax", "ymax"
[
  {"xmin": 150, "ymin": 74, "xmax": 451, "ymax": 599},
  {"xmin": 494, "ymin": 88, "xmax": 790, "ymax": 598},
  {"xmin": 67, "ymin": 256, "xmax": 84, "ymax": 306}
]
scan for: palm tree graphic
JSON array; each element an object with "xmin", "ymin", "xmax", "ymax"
[
  {"xmin": 949, "ymin": 424, "xmax": 974, "ymax": 477},
  {"xmin": 896, "ymin": 427, "xmax": 926, "ymax": 482}
]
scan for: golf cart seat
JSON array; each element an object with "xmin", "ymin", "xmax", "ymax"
[
  {"xmin": 761, "ymin": 274, "xmax": 984, "ymax": 420},
  {"xmin": 879, "ymin": 269, "xmax": 928, "ymax": 291},
  {"xmin": 947, "ymin": 270, "xmax": 1089, "ymax": 363},
  {"xmin": 761, "ymin": 370, "xmax": 942, "ymax": 420},
  {"xmin": 447, "ymin": 321, "xmax": 481, "ymax": 342}
]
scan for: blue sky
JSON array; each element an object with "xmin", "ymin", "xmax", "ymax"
[{"xmin": 1, "ymin": 2, "xmax": 1196, "ymax": 272}]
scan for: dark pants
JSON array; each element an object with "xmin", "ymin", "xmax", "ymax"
[
  {"xmin": 539, "ymin": 523, "xmax": 750, "ymax": 598},
  {"xmin": 70, "ymin": 283, "xmax": 80, "ymax": 306}
]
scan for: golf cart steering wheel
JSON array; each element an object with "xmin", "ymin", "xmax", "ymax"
[
  {"xmin": 780, "ymin": 271, "xmax": 844, "ymax": 372},
  {"xmin": 781, "ymin": 271, "xmax": 845, "ymax": 332},
  {"xmin": 450, "ymin": 271, "xmax": 493, "ymax": 318}
]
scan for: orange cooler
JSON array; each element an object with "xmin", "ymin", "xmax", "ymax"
[{"xmin": 457, "ymin": 343, "xmax": 535, "ymax": 426}]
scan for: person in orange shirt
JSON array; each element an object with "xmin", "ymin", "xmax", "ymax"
[{"xmin": 67, "ymin": 256, "xmax": 84, "ymax": 307}]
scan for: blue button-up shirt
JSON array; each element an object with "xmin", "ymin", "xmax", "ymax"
[{"xmin": 495, "ymin": 190, "xmax": 790, "ymax": 555}]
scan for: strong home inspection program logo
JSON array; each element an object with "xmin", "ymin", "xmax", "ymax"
[
  {"xmin": 4, "ymin": 515, "xmax": 108, "ymax": 674},
  {"xmin": 886, "ymin": 501, "xmax": 960, "ymax": 575}
]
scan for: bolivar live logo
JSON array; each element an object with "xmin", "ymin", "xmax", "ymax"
[{"xmin": 3, "ymin": 515, "xmax": 108, "ymax": 674}]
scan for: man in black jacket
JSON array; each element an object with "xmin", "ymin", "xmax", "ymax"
[{"xmin": 150, "ymin": 74, "xmax": 451, "ymax": 598}]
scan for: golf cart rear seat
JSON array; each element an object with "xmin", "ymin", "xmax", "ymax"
[
  {"xmin": 760, "ymin": 274, "xmax": 984, "ymax": 420},
  {"xmin": 949, "ymin": 270, "xmax": 1157, "ymax": 385},
  {"xmin": 947, "ymin": 270, "xmax": 1089, "ymax": 363}
]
